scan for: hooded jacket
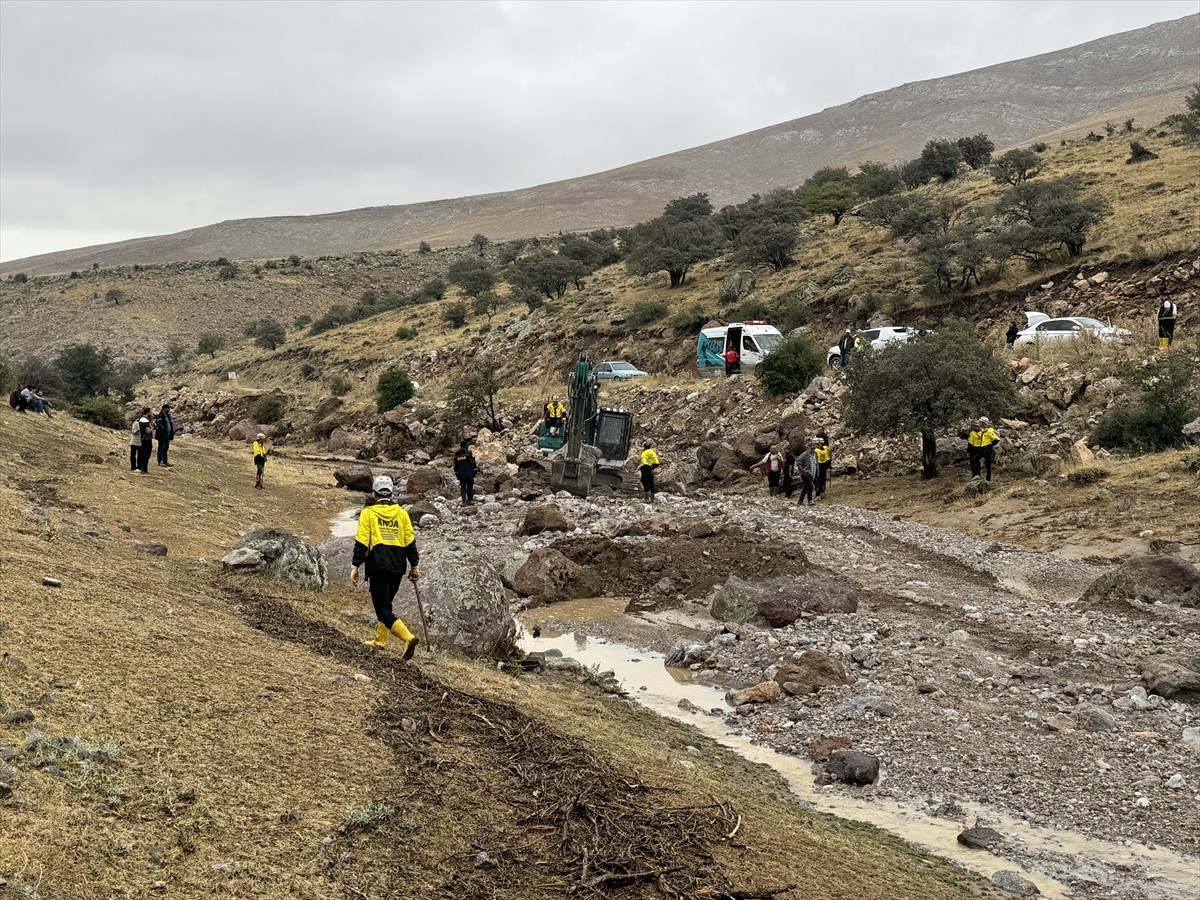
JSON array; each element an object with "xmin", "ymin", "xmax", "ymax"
[{"xmin": 352, "ymin": 500, "xmax": 419, "ymax": 577}]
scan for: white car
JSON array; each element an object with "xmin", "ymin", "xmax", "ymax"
[
  {"xmin": 593, "ymin": 360, "xmax": 648, "ymax": 380},
  {"xmin": 827, "ymin": 326, "xmax": 927, "ymax": 368},
  {"xmin": 1012, "ymin": 312, "xmax": 1131, "ymax": 348}
]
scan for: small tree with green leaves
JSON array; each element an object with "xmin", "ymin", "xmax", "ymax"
[
  {"xmin": 1092, "ymin": 344, "xmax": 1198, "ymax": 452},
  {"xmin": 447, "ymin": 361, "xmax": 503, "ymax": 431},
  {"xmin": 376, "ymin": 367, "xmax": 416, "ymax": 411},
  {"xmin": 626, "ymin": 300, "xmax": 668, "ymax": 327},
  {"xmin": 53, "ymin": 343, "xmax": 114, "ymax": 401},
  {"xmin": 1179, "ymin": 83, "xmax": 1200, "ymax": 144},
  {"xmin": 853, "ymin": 161, "xmax": 904, "ymax": 199},
  {"xmin": 471, "ymin": 292, "xmax": 502, "ymax": 322},
  {"xmin": 799, "ymin": 181, "xmax": 858, "ymax": 226},
  {"xmin": 917, "ymin": 139, "xmax": 964, "ymax": 182},
  {"xmin": 843, "ymin": 328, "xmax": 1015, "ymax": 478},
  {"xmin": 995, "ymin": 176, "xmax": 1110, "ymax": 260},
  {"xmin": 442, "ymin": 301, "xmax": 468, "ymax": 328},
  {"xmin": 447, "ymin": 257, "xmax": 494, "ymax": 299},
  {"xmin": 955, "ymin": 133, "xmax": 994, "ymax": 169},
  {"xmin": 755, "ymin": 334, "xmax": 825, "ymax": 396},
  {"xmin": 252, "ymin": 317, "xmax": 286, "ymax": 350},
  {"xmin": 470, "ymin": 233, "xmax": 490, "ymax": 255},
  {"xmin": 991, "ymin": 148, "xmax": 1043, "ymax": 186},
  {"xmin": 733, "ymin": 221, "xmax": 801, "ymax": 270},
  {"xmin": 624, "ymin": 193, "xmax": 720, "ymax": 288}
]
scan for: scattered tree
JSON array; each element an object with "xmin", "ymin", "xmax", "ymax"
[
  {"xmin": 447, "ymin": 360, "xmax": 504, "ymax": 431},
  {"xmin": 1180, "ymin": 83, "xmax": 1200, "ymax": 144},
  {"xmin": 470, "ymin": 233, "xmax": 491, "ymax": 255},
  {"xmin": 733, "ymin": 221, "xmax": 801, "ymax": 270},
  {"xmin": 917, "ymin": 139, "xmax": 964, "ymax": 181},
  {"xmin": 1126, "ymin": 141, "xmax": 1158, "ymax": 164},
  {"xmin": 446, "ymin": 257, "xmax": 495, "ymax": 299},
  {"xmin": 105, "ymin": 288, "xmax": 125, "ymax": 305},
  {"xmin": 995, "ymin": 176, "xmax": 1110, "ymax": 260},
  {"xmin": 442, "ymin": 301, "xmax": 468, "ymax": 328},
  {"xmin": 418, "ymin": 240, "xmax": 432, "ymax": 254},
  {"xmin": 1092, "ymin": 346, "xmax": 1198, "ymax": 452},
  {"xmin": 252, "ymin": 317, "xmax": 286, "ymax": 350},
  {"xmin": 799, "ymin": 181, "xmax": 858, "ymax": 226},
  {"xmin": 624, "ymin": 193, "xmax": 720, "ymax": 288},
  {"xmin": 510, "ymin": 251, "xmax": 587, "ymax": 299},
  {"xmin": 376, "ymin": 367, "xmax": 416, "ymax": 411},
  {"xmin": 166, "ymin": 342, "xmax": 187, "ymax": 367},
  {"xmin": 955, "ymin": 133, "xmax": 994, "ymax": 169},
  {"xmin": 843, "ymin": 328, "xmax": 1015, "ymax": 478},
  {"xmin": 472, "ymin": 292, "xmax": 502, "ymax": 321},
  {"xmin": 626, "ymin": 300, "xmax": 668, "ymax": 327},
  {"xmin": 53, "ymin": 343, "xmax": 114, "ymax": 401},
  {"xmin": 899, "ymin": 158, "xmax": 930, "ymax": 190},
  {"xmin": 11, "ymin": 272, "xmax": 28, "ymax": 284},
  {"xmin": 853, "ymin": 161, "xmax": 904, "ymax": 198},
  {"xmin": 991, "ymin": 148, "xmax": 1043, "ymax": 186}
]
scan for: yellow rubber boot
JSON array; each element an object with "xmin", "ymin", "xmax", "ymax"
[
  {"xmin": 364, "ymin": 623, "xmax": 390, "ymax": 648},
  {"xmin": 391, "ymin": 620, "xmax": 419, "ymax": 660}
]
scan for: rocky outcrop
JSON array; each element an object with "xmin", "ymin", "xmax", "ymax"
[
  {"xmin": 756, "ymin": 573, "xmax": 859, "ymax": 625},
  {"xmin": 521, "ymin": 503, "xmax": 572, "ymax": 536},
  {"xmin": 1141, "ymin": 654, "xmax": 1200, "ymax": 702},
  {"xmin": 222, "ymin": 528, "xmax": 328, "ymax": 590},
  {"xmin": 1081, "ymin": 555, "xmax": 1200, "ymax": 609},
  {"xmin": 405, "ymin": 467, "xmax": 444, "ymax": 498},
  {"xmin": 772, "ymin": 651, "xmax": 853, "ymax": 695},
  {"xmin": 512, "ymin": 547, "xmax": 591, "ymax": 601}
]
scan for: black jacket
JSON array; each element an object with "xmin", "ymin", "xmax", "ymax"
[
  {"xmin": 453, "ymin": 448, "xmax": 478, "ymax": 481},
  {"xmin": 154, "ymin": 412, "xmax": 174, "ymax": 441}
]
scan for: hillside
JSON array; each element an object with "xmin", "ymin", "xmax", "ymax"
[{"xmin": 2, "ymin": 14, "xmax": 1196, "ymax": 277}]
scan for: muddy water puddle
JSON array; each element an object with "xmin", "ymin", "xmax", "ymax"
[{"xmin": 519, "ymin": 600, "xmax": 1199, "ymax": 900}]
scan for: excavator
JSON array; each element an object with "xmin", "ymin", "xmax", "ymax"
[{"xmin": 538, "ymin": 356, "xmax": 633, "ymax": 497}]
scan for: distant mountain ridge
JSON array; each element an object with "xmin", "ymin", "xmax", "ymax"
[{"xmin": 4, "ymin": 14, "xmax": 1197, "ymax": 276}]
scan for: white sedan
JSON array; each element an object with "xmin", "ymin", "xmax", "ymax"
[{"xmin": 1013, "ymin": 312, "xmax": 1131, "ymax": 348}]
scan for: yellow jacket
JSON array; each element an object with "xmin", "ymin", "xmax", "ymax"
[
  {"xmin": 814, "ymin": 446, "xmax": 831, "ymax": 464},
  {"xmin": 252, "ymin": 440, "xmax": 268, "ymax": 459},
  {"xmin": 968, "ymin": 427, "xmax": 999, "ymax": 448},
  {"xmin": 352, "ymin": 501, "xmax": 419, "ymax": 576},
  {"xmin": 546, "ymin": 402, "xmax": 566, "ymax": 418},
  {"xmin": 640, "ymin": 448, "xmax": 660, "ymax": 467}
]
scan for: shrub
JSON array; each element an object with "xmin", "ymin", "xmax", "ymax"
[
  {"xmin": 376, "ymin": 367, "xmax": 416, "ymax": 411},
  {"xmin": 299, "ymin": 363, "xmax": 317, "ymax": 380},
  {"xmin": 253, "ymin": 394, "xmax": 286, "ymax": 425},
  {"xmin": 197, "ymin": 332, "xmax": 225, "ymax": 358},
  {"xmin": 1126, "ymin": 141, "xmax": 1158, "ymax": 164},
  {"xmin": 1066, "ymin": 465, "xmax": 1109, "ymax": 485},
  {"xmin": 755, "ymin": 334, "xmax": 824, "ymax": 396},
  {"xmin": 1091, "ymin": 348, "xmax": 1197, "ymax": 452},
  {"xmin": 217, "ymin": 263, "xmax": 239, "ymax": 280},
  {"xmin": 329, "ymin": 375, "xmax": 352, "ymax": 396},
  {"xmin": 394, "ymin": 326, "xmax": 417, "ymax": 341},
  {"xmin": 73, "ymin": 396, "xmax": 126, "ymax": 430},
  {"xmin": 442, "ymin": 301, "xmax": 468, "ymax": 328},
  {"xmin": 104, "ymin": 288, "xmax": 125, "ymax": 305},
  {"xmin": 626, "ymin": 300, "xmax": 668, "ymax": 327},
  {"xmin": 418, "ymin": 241, "xmax": 432, "ymax": 254},
  {"xmin": 1031, "ymin": 142, "xmax": 1049, "ymax": 153},
  {"xmin": 12, "ymin": 272, "xmax": 28, "ymax": 284},
  {"xmin": 293, "ymin": 315, "xmax": 312, "ymax": 329},
  {"xmin": 668, "ymin": 306, "xmax": 709, "ymax": 332}
]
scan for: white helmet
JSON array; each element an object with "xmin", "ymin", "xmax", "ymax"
[
  {"xmin": 372, "ymin": 475, "xmax": 394, "ymax": 495},
  {"xmin": 256, "ymin": 432, "xmax": 266, "ymax": 440}
]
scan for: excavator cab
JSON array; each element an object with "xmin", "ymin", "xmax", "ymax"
[{"xmin": 548, "ymin": 357, "xmax": 633, "ymax": 497}]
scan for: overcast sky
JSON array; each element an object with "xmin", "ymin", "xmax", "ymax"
[{"xmin": 1, "ymin": 0, "xmax": 1196, "ymax": 263}]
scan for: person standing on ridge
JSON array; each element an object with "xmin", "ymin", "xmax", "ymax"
[
  {"xmin": 1158, "ymin": 298, "xmax": 1178, "ymax": 349},
  {"xmin": 453, "ymin": 439, "xmax": 478, "ymax": 505},
  {"xmin": 154, "ymin": 404, "xmax": 175, "ymax": 467},
  {"xmin": 352, "ymin": 475, "xmax": 420, "ymax": 658},
  {"xmin": 838, "ymin": 329, "xmax": 855, "ymax": 368},
  {"xmin": 252, "ymin": 433, "xmax": 268, "ymax": 489},
  {"xmin": 639, "ymin": 441, "xmax": 660, "ymax": 503}
]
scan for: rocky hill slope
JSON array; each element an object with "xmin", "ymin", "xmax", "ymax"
[{"xmin": 3, "ymin": 14, "xmax": 1196, "ymax": 276}]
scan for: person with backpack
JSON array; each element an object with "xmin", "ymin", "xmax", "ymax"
[
  {"xmin": 453, "ymin": 439, "xmax": 478, "ymax": 505},
  {"xmin": 352, "ymin": 475, "xmax": 420, "ymax": 659},
  {"xmin": 252, "ymin": 433, "xmax": 268, "ymax": 489},
  {"xmin": 752, "ymin": 447, "xmax": 786, "ymax": 496},
  {"xmin": 130, "ymin": 408, "xmax": 153, "ymax": 474},
  {"xmin": 154, "ymin": 404, "xmax": 176, "ymax": 467}
]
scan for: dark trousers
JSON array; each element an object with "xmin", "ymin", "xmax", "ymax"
[
  {"xmin": 817, "ymin": 462, "xmax": 830, "ymax": 496},
  {"xmin": 979, "ymin": 446, "xmax": 994, "ymax": 481},
  {"xmin": 799, "ymin": 473, "xmax": 815, "ymax": 504},
  {"xmin": 255, "ymin": 458, "xmax": 265, "ymax": 485},
  {"xmin": 157, "ymin": 439, "xmax": 171, "ymax": 465},
  {"xmin": 368, "ymin": 573, "xmax": 402, "ymax": 629},
  {"xmin": 1159, "ymin": 319, "xmax": 1176, "ymax": 344},
  {"xmin": 782, "ymin": 472, "xmax": 794, "ymax": 498},
  {"xmin": 724, "ymin": 361, "xmax": 740, "ymax": 376},
  {"xmin": 767, "ymin": 472, "xmax": 781, "ymax": 495},
  {"xmin": 968, "ymin": 445, "xmax": 980, "ymax": 477},
  {"xmin": 136, "ymin": 443, "xmax": 152, "ymax": 472},
  {"xmin": 640, "ymin": 466, "xmax": 655, "ymax": 497},
  {"xmin": 840, "ymin": 350, "xmax": 850, "ymax": 367},
  {"xmin": 459, "ymin": 478, "xmax": 475, "ymax": 504},
  {"xmin": 130, "ymin": 446, "xmax": 138, "ymax": 471}
]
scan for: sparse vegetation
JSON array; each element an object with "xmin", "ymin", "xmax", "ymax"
[
  {"xmin": 1092, "ymin": 344, "xmax": 1199, "ymax": 452},
  {"xmin": 442, "ymin": 301, "xmax": 468, "ymax": 328},
  {"xmin": 626, "ymin": 300, "xmax": 668, "ymax": 327},
  {"xmin": 72, "ymin": 395, "xmax": 126, "ymax": 429},
  {"xmin": 754, "ymin": 334, "xmax": 824, "ymax": 396},
  {"xmin": 252, "ymin": 394, "xmax": 286, "ymax": 424},
  {"xmin": 376, "ymin": 366, "xmax": 416, "ymax": 411},
  {"xmin": 251, "ymin": 317, "xmax": 286, "ymax": 350},
  {"xmin": 329, "ymin": 375, "xmax": 352, "ymax": 397}
]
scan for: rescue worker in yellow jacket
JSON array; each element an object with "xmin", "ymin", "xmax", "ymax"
[
  {"xmin": 252, "ymin": 434, "xmax": 268, "ymax": 489},
  {"xmin": 544, "ymin": 396, "xmax": 567, "ymax": 435},
  {"xmin": 639, "ymin": 442, "xmax": 660, "ymax": 503},
  {"xmin": 814, "ymin": 433, "xmax": 832, "ymax": 500},
  {"xmin": 967, "ymin": 418, "xmax": 1000, "ymax": 481},
  {"xmin": 351, "ymin": 475, "xmax": 420, "ymax": 658}
]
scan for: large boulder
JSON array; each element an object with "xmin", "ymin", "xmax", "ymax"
[
  {"xmin": 772, "ymin": 651, "xmax": 853, "ymax": 695},
  {"xmin": 228, "ymin": 419, "xmax": 261, "ymax": 443},
  {"xmin": 405, "ymin": 467, "xmax": 444, "ymax": 498},
  {"xmin": 512, "ymin": 548, "xmax": 592, "ymax": 601},
  {"xmin": 522, "ymin": 503, "xmax": 571, "ymax": 536},
  {"xmin": 1141, "ymin": 654, "xmax": 1200, "ymax": 702},
  {"xmin": 317, "ymin": 535, "xmax": 354, "ymax": 584},
  {"xmin": 756, "ymin": 573, "xmax": 859, "ymax": 626},
  {"xmin": 1081, "ymin": 555, "xmax": 1200, "ymax": 609},
  {"xmin": 392, "ymin": 549, "xmax": 517, "ymax": 659},
  {"xmin": 825, "ymin": 750, "xmax": 879, "ymax": 785},
  {"xmin": 710, "ymin": 575, "xmax": 767, "ymax": 624},
  {"xmin": 222, "ymin": 528, "xmax": 328, "ymax": 590},
  {"xmin": 718, "ymin": 270, "xmax": 756, "ymax": 303},
  {"xmin": 334, "ymin": 465, "xmax": 374, "ymax": 492}
]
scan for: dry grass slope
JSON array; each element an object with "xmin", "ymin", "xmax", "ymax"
[{"xmin": 0, "ymin": 408, "xmax": 1004, "ymax": 899}]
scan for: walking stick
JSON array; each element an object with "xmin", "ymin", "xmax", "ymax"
[{"xmin": 410, "ymin": 576, "xmax": 432, "ymax": 652}]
